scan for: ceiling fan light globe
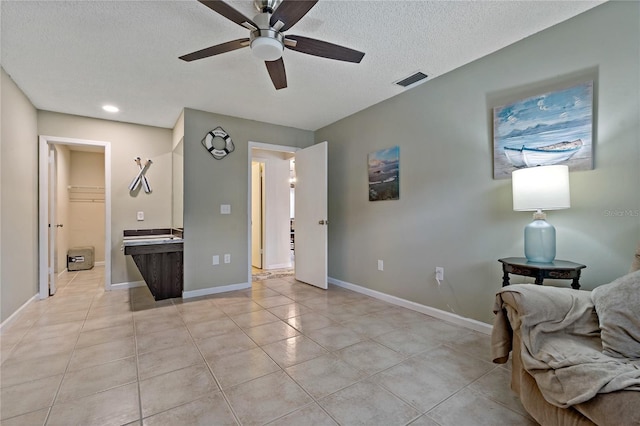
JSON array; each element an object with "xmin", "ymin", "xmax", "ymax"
[{"xmin": 251, "ymin": 36, "xmax": 284, "ymax": 61}]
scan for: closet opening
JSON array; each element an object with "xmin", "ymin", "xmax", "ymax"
[{"xmin": 38, "ymin": 135, "xmax": 111, "ymax": 299}]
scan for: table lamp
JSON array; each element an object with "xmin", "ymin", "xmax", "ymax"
[{"xmin": 512, "ymin": 165, "xmax": 570, "ymax": 263}]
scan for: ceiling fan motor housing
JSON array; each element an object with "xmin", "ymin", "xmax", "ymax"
[
  {"xmin": 254, "ymin": 0, "xmax": 282, "ymax": 13},
  {"xmin": 250, "ymin": 13, "xmax": 284, "ymax": 61}
]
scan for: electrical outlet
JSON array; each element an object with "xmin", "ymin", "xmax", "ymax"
[
  {"xmin": 136, "ymin": 211, "xmax": 144, "ymax": 221},
  {"xmin": 224, "ymin": 254, "xmax": 231, "ymax": 264},
  {"xmin": 435, "ymin": 267, "xmax": 444, "ymax": 281},
  {"xmin": 212, "ymin": 255, "xmax": 219, "ymax": 265},
  {"xmin": 220, "ymin": 204, "xmax": 231, "ymax": 214},
  {"xmin": 377, "ymin": 260, "xmax": 384, "ymax": 271}
]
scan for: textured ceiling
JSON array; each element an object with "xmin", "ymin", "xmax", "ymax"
[{"xmin": 1, "ymin": 0, "xmax": 604, "ymax": 131}]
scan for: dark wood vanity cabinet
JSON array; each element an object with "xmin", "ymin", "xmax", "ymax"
[
  {"xmin": 123, "ymin": 229, "xmax": 184, "ymax": 300},
  {"xmin": 125, "ymin": 242, "xmax": 183, "ymax": 300}
]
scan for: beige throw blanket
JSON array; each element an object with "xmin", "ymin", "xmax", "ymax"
[{"xmin": 492, "ymin": 284, "xmax": 640, "ymax": 408}]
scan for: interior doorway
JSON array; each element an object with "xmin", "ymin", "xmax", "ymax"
[
  {"xmin": 39, "ymin": 135, "xmax": 112, "ymax": 299},
  {"xmin": 249, "ymin": 145, "xmax": 296, "ymax": 282},
  {"xmin": 247, "ymin": 141, "xmax": 328, "ymax": 289}
]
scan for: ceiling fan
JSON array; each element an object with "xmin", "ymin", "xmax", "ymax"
[{"xmin": 180, "ymin": 0, "xmax": 365, "ymax": 90}]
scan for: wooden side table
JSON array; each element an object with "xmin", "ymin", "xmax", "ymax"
[{"xmin": 498, "ymin": 257, "xmax": 586, "ymax": 289}]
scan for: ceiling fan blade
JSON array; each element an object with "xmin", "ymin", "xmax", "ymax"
[
  {"xmin": 198, "ymin": 0, "xmax": 257, "ymax": 30},
  {"xmin": 179, "ymin": 38, "xmax": 250, "ymax": 62},
  {"xmin": 285, "ymin": 35, "xmax": 365, "ymax": 63},
  {"xmin": 265, "ymin": 58, "xmax": 287, "ymax": 90},
  {"xmin": 269, "ymin": 0, "xmax": 318, "ymax": 32}
]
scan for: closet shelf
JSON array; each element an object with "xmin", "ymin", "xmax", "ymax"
[
  {"xmin": 68, "ymin": 185, "xmax": 105, "ymax": 202},
  {"xmin": 67, "ymin": 185, "xmax": 105, "ymax": 190}
]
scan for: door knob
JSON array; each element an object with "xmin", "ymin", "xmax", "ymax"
[{"xmin": 318, "ymin": 220, "xmax": 328, "ymax": 225}]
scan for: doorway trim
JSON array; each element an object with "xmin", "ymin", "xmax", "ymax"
[
  {"xmin": 38, "ymin": 135, "xmax": 112, "ymax": 299},
  {"xmin": 251, "ymin": 160, "xmax": 265, "ymax": 270},
  {"xmin": 247, "ymin": 142, "xmax": 299, "ymax": 285}
]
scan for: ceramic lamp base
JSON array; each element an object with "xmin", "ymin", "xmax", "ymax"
[{"xmin": 524, "ymin": 218, "xmax": 556, "ymax": 263}]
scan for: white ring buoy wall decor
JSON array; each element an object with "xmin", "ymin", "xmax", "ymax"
[{"xmin": 201, "ymin": 126, "xmax": 235, "ymax": 160}]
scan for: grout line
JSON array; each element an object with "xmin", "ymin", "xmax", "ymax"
[
  {"xmin": 10, "ymin": 268, "xmax": 504, "ymax": 425},
  {"xmin": 245, "ymin": 281, "xmax": 422, "ymax": 423},
  {"xmin": 463, "ymin": 367, "xmax": 533, "ymax": 420},
  {"xmin": 178, "ymin": 298, "xmax": 243, "ymax": 425},
  {"xmin": 228, "ymin": 284, "xmax": 335, "ymax": 425},
  {"xmin": 133, "ymin": 300, "xmax": 144, "ymax": 424},
  {"xmin": 2, "ymin": 268, "xmax": 131, "ymax": 424},
  {"xmin": 43, "ymin": 268, "xmax": 94, "ymax": 425},
  {"xmin": 195, "ymin": 281, "xmax": 329, "ymax": 423}
]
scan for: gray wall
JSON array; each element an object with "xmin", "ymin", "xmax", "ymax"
[
  {"xmin": 316, "ymin": 2, "xmax": 640, "ymax": 324},
  {"xmin": 37, "ymin": 111, "xmax": 173, "ymax": 286},
  {"xmin": 183, "ymin": 108, "xmax": 313, "ymax": 293},
  {"xmin": 1, "ymin": 68, "xmax": 39, "ymax": 322}
]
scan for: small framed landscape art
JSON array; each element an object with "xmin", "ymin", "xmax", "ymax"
[
  {"xmin": 493, "ymin": 80, "xmax": 594, "ymax": 179},
  {"xmin": 368, "ymin": 146, "xmax": 399, "ymax": 201}
]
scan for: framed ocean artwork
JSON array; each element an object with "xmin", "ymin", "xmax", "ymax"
[
  {"xmin": 368, "ymin": 146, "xmax": 399, "ymax": 201},
  {"xmin": 493, "ymin": 81, "xmax": 594, "ymax": 179}
]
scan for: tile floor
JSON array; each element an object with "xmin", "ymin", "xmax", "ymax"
[
  {"xmin": 0, "ymin": 267, "xmax": 536, "ymax": 425},
  {"xmin": 251, "ymin": 267, "xmax": 295, "ymax": 282}
]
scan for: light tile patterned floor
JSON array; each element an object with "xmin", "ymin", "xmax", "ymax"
[{"xmin": 0, "ymin": 267, "xmax": 537, "ymax": 425}]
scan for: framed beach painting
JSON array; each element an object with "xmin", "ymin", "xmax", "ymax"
[
  {"xmin": 493, "ymin": 81, "xmax": 594, "ymax": 179},
  {"xmin": 368, "ymin": 146, "xmax": 399, "ymax": 201}
]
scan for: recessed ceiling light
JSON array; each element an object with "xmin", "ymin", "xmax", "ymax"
[{"xmin": 102, "ymin": 105, "xmax": 119, "ymax": 113}]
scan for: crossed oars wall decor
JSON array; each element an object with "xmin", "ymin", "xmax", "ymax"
[{"xmin": 128, "ymin": 157, "xmax": 152, "ymax": 193}]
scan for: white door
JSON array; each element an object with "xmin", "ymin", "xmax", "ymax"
[
  {"xmin": 294, "ymin": 142, "xmax": 328, "ymax": 289},
  {"xmin": 251, "ymin": 162, "xmax": 263, "ymax": 269},
  {"xmin": 48, "ymin": 146, "xmax": 58, "ymax": 295}
]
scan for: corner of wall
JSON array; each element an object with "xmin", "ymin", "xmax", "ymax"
[{"xmin": 1, "ymin": 67, "xmax": 39, "ymax": 322}]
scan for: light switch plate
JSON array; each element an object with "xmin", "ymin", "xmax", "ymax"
[
  {"xmin": 220, "ymin": 204, "xmax": 231, "ymax": 214},
  {"xmin": 212, "ymin": 255, "xmax": 219, "ymax": 265}
]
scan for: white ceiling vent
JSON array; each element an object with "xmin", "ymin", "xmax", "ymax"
[{"xmin": 395, "ymin": 71, "xmax": 429, "ymax": 89}]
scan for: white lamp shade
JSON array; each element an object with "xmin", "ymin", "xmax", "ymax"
[{"xmin": 512, "ymin": 165, "xmax": 570, "ymax": 211}]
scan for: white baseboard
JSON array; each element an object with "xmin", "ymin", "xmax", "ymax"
[
  {"xmin": 265, "ymin": 263, "xmax": 292, "ymax": 270},
  {"xmin": 327, "ymin": 276, "xmax": 492, "ymax": 335},
  {"xmin": 0, "ymin": 294, "xmax": 38, "ymax": 330},
  {"xmin": 94, "ymin": 261, "xmax": 105, "ymax": 266},
  {"xmin": 183, "ymin": 282, "xmax": 251, "ymax": 299},
  {"xmin": 109, "ymin": 280, "xmax": 145, "ymax": 290}
]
